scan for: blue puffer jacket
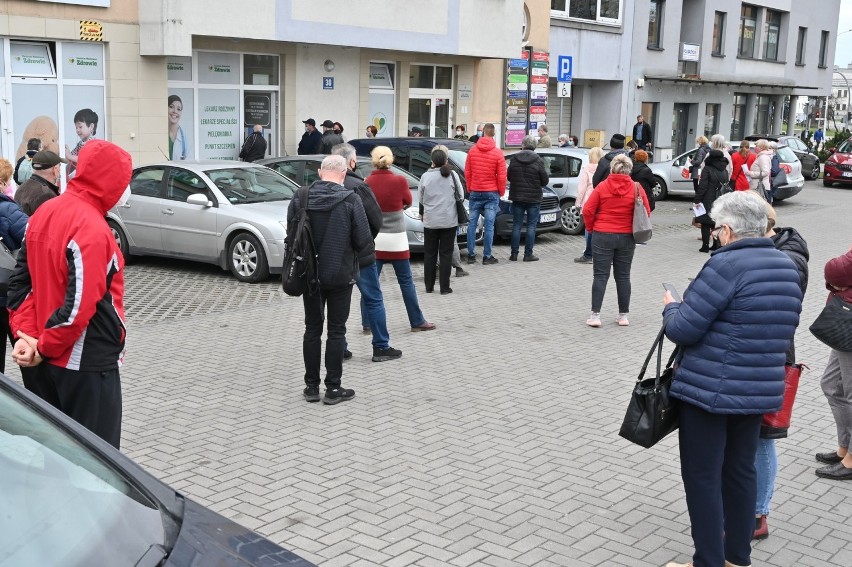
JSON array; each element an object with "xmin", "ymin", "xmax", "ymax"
[
  {"xmin": 0, "ymin": 194, "xmax": 29, "ymax": 307},
  {"xmin": 663, "ymin": 238, "xmax": 802, "ymax": 414}
]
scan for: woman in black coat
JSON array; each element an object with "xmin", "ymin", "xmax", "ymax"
[
  {"xmin": 695, "ymin": 149, "xmax": 729, "ymax": 252},
  {"xmin": 630, "ymin": 149, "xmax": 655, "ymax": 211}
]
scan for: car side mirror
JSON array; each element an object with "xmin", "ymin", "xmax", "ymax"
[{"xmin": 187, "ymin": 193, "xmax": 213, "ymax": 207}]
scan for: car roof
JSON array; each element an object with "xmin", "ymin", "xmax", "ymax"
[
  {"xmin": 257, "ymin": 155, "xmax": 373, "ymax": 163},
  {"xmin": 349, "ymin": 137, "xmax": 473, "ymax": 149},
  {"xmin": 135, "ymin": 160, "xmax": 266, "ymax": 171}
]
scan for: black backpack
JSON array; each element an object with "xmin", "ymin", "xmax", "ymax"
[{"xmin": 282, "ymin": 187, "xmax": 320, "ymax": 297}]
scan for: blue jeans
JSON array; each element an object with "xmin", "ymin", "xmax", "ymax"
[
  {"xmin": 510, "ymin": 202, "xmax": 540, "ymax": 257},
  {"xmin": 754, "ymin": 438, "xmax": 777, "ymax": 516},
  {"xmin": 467, "ymin": 191, "xmax": 500, "ymax": 259},
  {"xmin": 362, "ymin": 259, "xmax": 426, "ymax": 328},
  {"xmin": 582, "ymin": 229, "xmax": 592, "ymax": 259},
  {"xmin": 355, "ymin": 262, "xmax": 390, "ymax": 349}
]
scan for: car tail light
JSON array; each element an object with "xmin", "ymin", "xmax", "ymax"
[{"xmin": 780, "ymin": 163, "xmax": 792, "ymax": 174}]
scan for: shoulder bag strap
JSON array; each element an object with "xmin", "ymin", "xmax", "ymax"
[{"xmin": 450, "ymin": 171, "xmax": 463, "ymax": 202}]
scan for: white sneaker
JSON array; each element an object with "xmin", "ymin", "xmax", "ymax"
[
  {"xmin": 586, "ymin": 312, "xmax": 601, "ymax": 327},
  {"xmin": 616, "ymin": 313, "xmax": 630, "ymax": 326},
  {"xmin": 664, "ymin": 562, "xmax": 692, "ymax": 567}
]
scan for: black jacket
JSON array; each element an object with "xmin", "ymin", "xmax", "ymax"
[
  {"xmin": 592, "ymin": 149, "xmax": 628, "ymax": 187},
  {"xmin": 298, "ymin": 129, "xmax": 322, "ymax": 155},
  {"xmin": 632, "ymin": 122, "xmax": 653, "ymax": 146},
  {"xmin": 286, "ymin": 180, "xmax": 374, "ymax": 289},
  {"xmin": 343, "ymin": 170, "xmax": 382, "ymax": 267},
  {"xmin": 695, "ymin": 150, "xmax": 728, "ymax": 214},
  {"xmin": 771, "ymin": 226, "xmax": 809, "ymax": 363},
  {"xmin": 319, "ymin": 132, "xmax": 344, "ymax": 155},
  {"xmin": 690, "ymin": 144, "xmax": 710, "ymax": 178},
  {"xmin": 630, "ymin": 162, "xmax": 656, "ymax": 211},
  {"xmin": 14, "ymin": 174, "xmax": 60, "ymax": 216},
  {"xmin": 507, "ymin": 150, "xmax": 548, "ymax": 203},
  {"xmin": 239, "ymin": 132, "xmax": 267, "ymax": 162}
]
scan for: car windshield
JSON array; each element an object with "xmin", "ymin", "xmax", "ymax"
[
  {"xmin": 0, "ymin": 385, "xmax": 165, "ymax": 566},
  {"xmin": 205, "ymin": 167, "xmax": 297, "ymax": 204},
  {"xmin": 776, "ymin": 146, "xmax": 797, "ymax": 163},
  {"xmin": 837, "ymin": 140, "xmax": 852, "ymax": 154},
  {"xmin": 355, "ymin": 162, "xmax": 421, "ymax": 190}
]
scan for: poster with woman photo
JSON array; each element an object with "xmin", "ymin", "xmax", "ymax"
[{"xmin": 168, "ymin": 89, "xmax": 194, "ymax": 160}]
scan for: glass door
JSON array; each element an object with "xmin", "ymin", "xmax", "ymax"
[{"xmin": 407, "ymin": 96, "xmax": 450, "ymax": 137}]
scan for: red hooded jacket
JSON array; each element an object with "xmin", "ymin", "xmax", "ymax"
[
  {"xmin": 464, "ymin": 136, "xmax": 507, "ymax": 195},
  {"xmin": 582, "ymin": 173, "xmax": 651, "ymax": 234},
  {"xmin": 825, "ymin": 247, "xmax": 852, "ymax": 304},
  {"xmin": 8, "ymin": 140, "xmax": 133, "ymax": 371}
]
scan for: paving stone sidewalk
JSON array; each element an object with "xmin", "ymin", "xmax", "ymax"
[{"xmin": 6, "ymin": 181, "xmax": 852, "ymax": 566}]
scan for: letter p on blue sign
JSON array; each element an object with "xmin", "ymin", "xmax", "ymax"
[{"xmin": 558, "ymin": 56, "xmax": 572, "ymax": 83}]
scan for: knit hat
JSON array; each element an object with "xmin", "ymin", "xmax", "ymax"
[{"xmin": 610, "ymin": 134, "xmax": 626, "ymax": 149}]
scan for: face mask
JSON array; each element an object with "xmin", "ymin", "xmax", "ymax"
[
  {"xmin": 366, "ymin": 131, "xmax": 374, "ymax": 138},
  {"xmin": 116, "ymin": 186, "xmax": 131, "ymax": 207},
  {"xmin": 456, "ymin": 130, "xmax": 462, "ymax": 135}
]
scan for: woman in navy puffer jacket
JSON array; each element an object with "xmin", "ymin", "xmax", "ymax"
[
  {"xmin": 661, "ymin": 190, "xmax": 802, "ymax": 567},
  {"xmin": 0, "ymin": 158, "xmax": 29, "ymax": 373}
]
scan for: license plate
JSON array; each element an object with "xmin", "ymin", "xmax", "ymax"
[
  {"xmin": 457, "ymin": 225, "xmax": 468, "ymax": 235},
  {"xmin": 539, "ymin": 213, "xmax": 557, "ymax": 223},
  {"xmin": 843, "ymin": 172, "xmax": 852, "ymax": 178}
]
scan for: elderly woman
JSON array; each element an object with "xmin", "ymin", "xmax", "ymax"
[
  {"xmin": 418, "ymin": 145, "xmax": 464, "ymax": 294},
  {"xmin": 582, "ymin": 154, "xmax": 650, "ymax": 327},
  {"xmin": 815, "ymin": 244, "xmax": 852, "ymax": 481},
  {"xmin": 744, "ymin": 139, "xmax": 773, "ymax": 200},
  {"xmin": 662, "ymin": 191, "xmax": 803, "ymax": 567},
  {"xmin": 507, "ymin": 135, "xmax": 548, "ymax": 262},
  {"xmin": 690, "ymin": 135, "xmax": 710, "ymax": 192},
  {"xmin": 558, "ymin": 134, "xmax": 571, "ymax": 147},
  {"xmin": 365, "ymin": 146, "xmax": 435, "ymax": 331},
  {"xmin": 709, "ymin": 133, "xmax": 733, "ymax": 178}
]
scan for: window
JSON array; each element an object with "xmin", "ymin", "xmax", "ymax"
[
  {"xmin": 409, "ymin": 64, "xmax": 452, "ymax": 90},
  {"xmin": 647, "ymin": 1, "xmax": 664, "ymax": 48},
  {"xmin": 738, "ymin": 5, "xmax": 757, "ymax": 58},
  {"xmin": 754, "ymin": 95, "xmax": 771, "ymax": 133},
  {"xmin": 763, "ymin": 10, "xmax": 781, "ymax": 61},
  {"xmin": 819, "ymin": 30, "xmax": 829, "ymax": 68},
  {"xmin": 731, "ymin": 94, "xmax": 747, "ymax": 140},
  {"xmin": 796, "ymin": 27, "xmax": 807, "ymax": 65},
  {"xmin": 243, "ymin": 54, "xmax": 279, "ymax": 86},
  {"xmin": 130, "ymin": 168, "xmax": 165, "ymax": 198},
  {"xmin": 704, "ymin": 104, "xmax": 720, "ymax": 137},
  {"xmin": 166, "ymin": 168, "xmax": 210, "ymax": 203},
  {"xmin": 540, "ymin": 154, "xmax": 570, "ymax": 178},
  {"xmin": 551, "ymin": 0, "xmax": 622, "ymax": 25},
  {"xmin": 712, "ymin": 12, "xmax": 726, "ymax": 55}
]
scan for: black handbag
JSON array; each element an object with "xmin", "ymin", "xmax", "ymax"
[
  {"xmin": 451, "ymin": 172, "xmax": 469, "ymax": 226},
  {"xmin": 809, "ymin": 294, "xmax": 852, "ymax": 352},
  {"xmin": 0, "ymin": 237, "xmax": 18, "ymax": 296},
  {"xmin": 619, "ymin": 323, "xmax": 680, "ymax": 448}
]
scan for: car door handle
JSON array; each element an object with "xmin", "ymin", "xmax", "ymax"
[
  {"xmin": 552, "ymin": 183, "xmax": 564, "ymax": 188},
  {"xmin": 162, "ymin": 208, "xmax": 174, "ymax": 215}
]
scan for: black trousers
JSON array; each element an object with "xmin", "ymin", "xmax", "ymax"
[
  {"xmin": 47, "ymin": 365, "xmax": 122, "ymax": 449},
  {"xmin": 0, "ymin": 307, "xmax": 15, "ymax": 374},
  {"xmin": 423, "ymin": 227, "xmax": 456, "ymax": 293},
  {"xmin": 303, "ymin": 285, "xmax": 353, "ymax": 388}
]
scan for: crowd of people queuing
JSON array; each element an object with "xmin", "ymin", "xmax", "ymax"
[{"xmin": 1, "ymin": 119, "xmax": 850, "ymax": 567}]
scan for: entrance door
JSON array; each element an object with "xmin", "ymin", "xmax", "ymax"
[
  {"xmin": 244, "ymin": 91, "xmax": 275, "ymax": 158},
  {"xmin": 407, "ymin": 97, "xmax": 450, "ymax": 137},
  {"xmin": 672, "ymin": 104, "xmax": 689, "ymax": 155}
]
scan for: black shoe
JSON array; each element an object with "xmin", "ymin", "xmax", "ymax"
[
  {"xmin": 303, "ymin": 385, "xmax": 321, "ymax": 403},
  {"xmin": 425, "ymin": 288, "xmax": 434, "ymax": 293},
  {"xmin": 440, "ymin": 288, "xmax": 453, "ymax": 295},
  {"xmin": 482, "ymin": 256, "xmax": 499, "ymax": 265},
  {"xmin": 574, "ymin": 256, "xmax": 593, "ymax": 264},
  {"xmin": 523, "ymin": 254, "xmax": 539, "ymax": 262},
  {"xmin": 816, "ymin": 462, "xmax": 852, "ymax": 480},
  {"xmin": 466, "ymin": 255, "xmax": 477, "ymax": 265},
  {"xmin": 699, "ymin": 246, "xmax": 710, "ymax": 253},
  {"xmin": 509, "ymin": 253, "xmax": 518, "ymax": 261},
  {"xmin": 323, "ymin": 386, "xmax": 355, "ymax": 405},
  {"xmin": 455, "ymin": 267, "xmax": 469, "ymax": 277},
  {"xmin": 343, "ymin": 349, "xmax": 353, "ymax": 360},
  {"xmin": 372, "ymin": 346, "xmax": 402, "ymax": 362},
  {"xmin": 816, "ymin": 451, "xmax": 844, "ymax": 464}
]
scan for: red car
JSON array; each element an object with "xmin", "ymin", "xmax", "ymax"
[{"xmin": 823, "ymin": 137, "xmax": 852, "ymax": 187}]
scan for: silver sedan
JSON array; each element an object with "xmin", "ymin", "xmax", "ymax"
[{"xmin": 107, "ymin": 161, "xmax": 299, "ymax": 283}]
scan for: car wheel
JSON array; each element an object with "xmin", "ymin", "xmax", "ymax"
[
  {"xmin": 823, "ymin": 179, "xmax": 834, "ymax": 187},
  {"xmin": 652, "ymin": 176, "xmax": 667, "ymax": 200},
  {"xmin": 228, "ymin": 232, "xmax": 269, "ymax": 283},
  {"xmin": 559, "ymin": 201, "xmax": 584, "ymax": 235},
  {"xmin": 107, "ymin": 219, "xmax": 132, "ymax": 262},
  {"xmin": 810, "ymin": 160, "xmax": 821, "ymax": 180}
]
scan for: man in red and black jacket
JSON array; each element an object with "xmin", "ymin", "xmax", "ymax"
[{"xmin": 8, "ymin": 139, "xmax": 132, "ymax": 449}]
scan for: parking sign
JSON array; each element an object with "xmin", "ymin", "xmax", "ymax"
[{"xmin": 557, "ymin": 56, "xmax": 572, "ymax": 82}]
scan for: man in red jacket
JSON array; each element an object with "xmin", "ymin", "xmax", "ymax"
[
  {"xmin": 8, "ymin": 139, "xmax": 132, "ymax": 449},
  {"xmin": 464, "ymin": 123, "xmax": 507, "ymax": 264}
]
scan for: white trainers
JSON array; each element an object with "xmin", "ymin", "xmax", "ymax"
[
  {"xmin": 586, "ymin": 312, "xmax": 601, "ymax": 327},
  {"xmin": 616, "ymin": 313, "xmax": 630, "ymax": 326}
]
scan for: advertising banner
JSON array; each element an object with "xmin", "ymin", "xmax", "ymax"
[
  {"xmin": 168, "ymin": 88, "xmax": 194, "ymax": 160},
  {"xmin": 198, "ymin": 89, "xmax": 240, "ymax": 160}
]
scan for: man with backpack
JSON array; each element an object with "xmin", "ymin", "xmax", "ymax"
[
  {"xmin": 285, "ymin": 154, "xmax": 374, "ymax": 405},
  {"xmin": 13, "ymin": 138, "xmax": 42, "ymax": 185}
]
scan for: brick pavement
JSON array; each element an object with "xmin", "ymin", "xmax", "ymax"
[{"xmin": 6, "ymin": 181, "xmax": 852, "ymax": 566}]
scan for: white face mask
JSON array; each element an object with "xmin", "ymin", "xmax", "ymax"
[{"xmin": 116, "ymin": 185, "xmax": 131, "ymax": 207}]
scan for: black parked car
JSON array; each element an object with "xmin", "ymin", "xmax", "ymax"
[
  {"xmin": 349, "ymin": 137, "xmax": 562, "ymax": 238},
  {"xmin": 744, "ymin": 134, "xmax": 821, "ymax": 180},
  {"xmin": 0, "ymin": 374, "xmax": 316, "ymax": 567}
]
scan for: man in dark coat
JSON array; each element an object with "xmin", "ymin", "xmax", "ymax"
[
  {"xmin": 592, "ymin": 134, "xmax": 629, "ymax": 187},
  {"xmin": 14, "ymin": 150, "xmax": 66, "ymax": 216},
  {"xmin": 632, "ymin": 115, "xmax": 653, "ymax": 150},
  {"xmin": 298, "ymin": 118, "xmax": 322, "ymax": 155},
  {"xmin": 507, "ymin": 135, "xmax": 548, "ymax": 262},
  {"xmin": 238, "ymin": 124, "xmax": 267, "ymax": 162},
  {"xmin": 285, "ymin": 155, "xmax": 374, "ymax": 405},
  {"xmin": 319, "ymin": 120, "xmax": 344, "ymax": 154}
]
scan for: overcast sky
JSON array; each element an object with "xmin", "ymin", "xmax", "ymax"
[{"xmin": 837, "ymin": 0, "xmax": 852, "ymax": 67}]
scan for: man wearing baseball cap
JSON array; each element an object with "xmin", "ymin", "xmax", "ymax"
[
  {"xmin": 298, "ymin": 118, "xmax": 322, "ymax": 155},
  {"xmin": 319, "ymin": 119, "xmax": 344, "ymax": 154},
  {"xmin": 14, "ymin": 150, "xmax": 68, "ymax": 216}
]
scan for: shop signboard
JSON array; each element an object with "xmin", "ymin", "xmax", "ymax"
[{"xmin": 198, "ymin": 89, "xmax": 241, "ymax": 160}]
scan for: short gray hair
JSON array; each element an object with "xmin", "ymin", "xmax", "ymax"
[
  {"xmin": 320, "ymin": 154, "xmax": 348, "ymax": 173},
  {"xmin": 521, "ymin": 135, "xmax": 537, "ymax": 150},
  {"xmin": 710, "ymin": 134, "xmax": 727, "ymax": 149},
  {"xmin": 710, "ymin": 191, "xmax": 768, "ymax": 238},
  {"xmin": 538, "ymin": 124, "xmax": 548, "ymax": 133},
  {"xmin": 610, "ymin": 154, "xmax": 633, "ymax": 175},
  {"xmin": 332, "ymin": 142, "xmax": 356, "ymax": 162}
]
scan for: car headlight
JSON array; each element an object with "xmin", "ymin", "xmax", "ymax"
[{"xmin": 404, "ymin": 208, "xmax": 421, "ymax": 219}]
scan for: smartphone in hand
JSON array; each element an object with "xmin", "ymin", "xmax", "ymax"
[{"xmin": 663, "ymin": 283, "xmax": 682, "ymax": 302}]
